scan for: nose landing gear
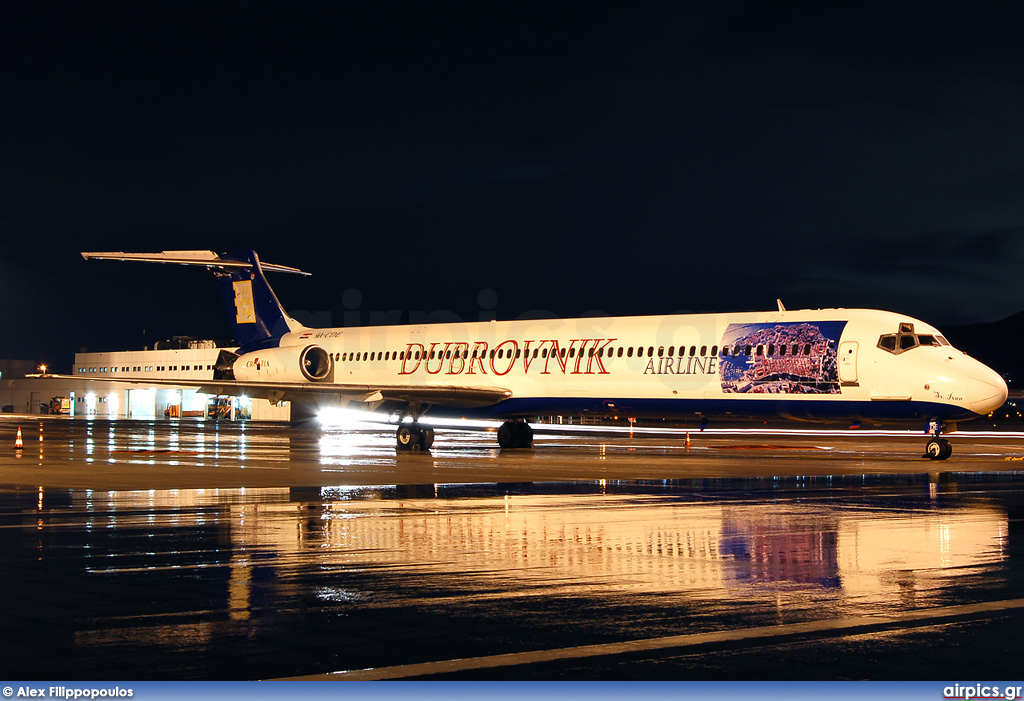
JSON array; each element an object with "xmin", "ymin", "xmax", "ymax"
[{"xmin": 923, "ymin": 419, "xmax": 953, "ymax": 460}]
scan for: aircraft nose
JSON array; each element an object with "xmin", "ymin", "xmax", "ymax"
[{"xmin": 967, "ymin": 368, "xmax": 1008, "ymax": 415}]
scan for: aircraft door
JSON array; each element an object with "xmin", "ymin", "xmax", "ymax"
[{"xmin": 838, "ymin": 341, "xmax": 859, "ymax": 384}]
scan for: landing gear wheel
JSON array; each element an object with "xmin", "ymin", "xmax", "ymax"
[
  {"xmin": 497, "ymin": 421, "xmax": 533, "ymax": 449},
  {"xmin": 396, "ymin": 424, "xmax": 433, "ymax": 451},
  {"xmin": 396, "ymin": 425, "xmax": 417, "ymax": 451},
  {"xmin": 924, "ymin": 437, "xmax": 952, "ymax": 460},
  {"xmin": 419, "ymin": 426, "xmax": 434, "ymax": 450}
]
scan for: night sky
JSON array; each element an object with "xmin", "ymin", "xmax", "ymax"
[{"xmin": 3, "ymin": 2, "xmax": 1024, "ymax": 369}]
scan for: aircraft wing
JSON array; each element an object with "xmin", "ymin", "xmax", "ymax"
[
  {"xmin": 45, "ymin": 375, "xmax": 512, "ymax": 409},
  {"xmin": 192, "ymin": 379, "xmax": 512, "ymax": 408}
]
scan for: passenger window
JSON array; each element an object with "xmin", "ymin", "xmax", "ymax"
[
  {"xmin": 618, "ymin": 347, "xmax": 624, "ymax": 357},
  {"xmin": 744, "ymin": 345, "xmax": 752, "ymax": 356},
  {"xmin": 700, "ymin": 346, "xmax": 707, "ymax": 356},
  {"xmin": 627, "ymin": 347, "xmax": 634, "ymax": 357},
  {"xmin": 658, "ymin": 347, "xmax": 664, "ymax": 357}
]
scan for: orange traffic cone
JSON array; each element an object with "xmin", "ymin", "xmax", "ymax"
[
  {"xmin": 15, "ymin": 426, "xmax": 24, "ymax": 449},
  {"xmin": 685, "ymin": 431, "xmax": 691, "ymax": 449}
]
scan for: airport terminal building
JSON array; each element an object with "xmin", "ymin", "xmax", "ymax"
[{"xmin": 0, "ymin": 340, "xmax": 289, "ymax": 421}]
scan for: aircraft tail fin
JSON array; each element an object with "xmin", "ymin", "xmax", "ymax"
[{"xmin": 81, "ymin": 249, "xmax": 308, "ymax": 350}]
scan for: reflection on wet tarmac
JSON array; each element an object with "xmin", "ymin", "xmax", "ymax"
[{"xmin": 1, "ymin": 472, "xmax": 1021, "ymax": 679}]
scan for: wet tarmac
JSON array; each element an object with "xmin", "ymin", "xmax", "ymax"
[
  {"xmin": 4, "ymin": 416, "xmax": 1024, "ymax": 491},
  {"xmin": 1, "ymin": 416, "xmax": 1023, "ymax": 679}
]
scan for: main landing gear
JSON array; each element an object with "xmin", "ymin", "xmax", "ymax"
[
  {"xmin": 497, "ymin": 421, "xmax": 533, "ymax": 449},
  {"xmin": 396, "ymin": 423, "xmax": 434, "ymax": 451},
  {"xmin": 923, "ymin": 419, "xmax": 953, "ymax": 460}
]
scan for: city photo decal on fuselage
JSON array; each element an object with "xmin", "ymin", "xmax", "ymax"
[{"xmin": 718, "ymin": 321, "xmax": 847, "ymax": 394}]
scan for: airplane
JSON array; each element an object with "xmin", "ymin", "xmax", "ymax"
[{"xmin": 80, "ymin": 249, "xmax": 1008, "ymax": 459}]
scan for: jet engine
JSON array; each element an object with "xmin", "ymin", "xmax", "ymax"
[{"xmin": 232, "ymin": 344, "xmax": 334, "ymax": 383}]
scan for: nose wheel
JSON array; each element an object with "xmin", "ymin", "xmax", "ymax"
[
  {"xmin": 923, "ymin": 418, "xmax": 953, "ymax": 460},
  {"xmin": 924, "ymin": 437, "xmax": 952, "ymax": 460}
]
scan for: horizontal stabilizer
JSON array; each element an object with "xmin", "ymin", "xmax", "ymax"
[{"xmin": 81, "ymin": 250, "xmax": 309, "ymax": 275}]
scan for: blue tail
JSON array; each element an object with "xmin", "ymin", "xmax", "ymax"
[{"xmin": 212, "ymin": 249, "xmax": 303, "ymax": 351}]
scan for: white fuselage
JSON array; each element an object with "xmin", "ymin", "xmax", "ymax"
[{"xmin": 236, "ymin": 307, "xmax": 1007, "ymax": 424}]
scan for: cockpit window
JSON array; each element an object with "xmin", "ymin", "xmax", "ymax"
[
  {"xmin": 878, "ymin": 323, "xmax": 947, "ymax": 355},
  {"xmin": 899, "ymin": 334, "xmax": 918, "ymax": 351}
]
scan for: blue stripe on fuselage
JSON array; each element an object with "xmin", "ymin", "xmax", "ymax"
[{"xmin": 430, "ymin": 397, "xmax": 978, "ymax": 424}]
